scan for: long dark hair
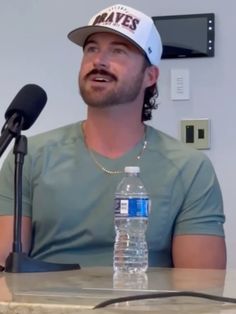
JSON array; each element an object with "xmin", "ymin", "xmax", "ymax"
[{"xmin": 141, "ymin": 83, "xmax": 159, "ymax": 122}]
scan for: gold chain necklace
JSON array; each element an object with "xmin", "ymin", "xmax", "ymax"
[{"xmin": 82, "ymin": 123, "xmax": 148, "ymax": 175}]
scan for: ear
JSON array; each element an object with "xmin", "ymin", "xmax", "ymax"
[{"xmin": 144, "ymin": 65, "xmax": 159, "ymax": 88}]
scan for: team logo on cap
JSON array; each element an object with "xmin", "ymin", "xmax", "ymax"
[{"xmin": 92, "ymin": 9, "xmax": 140, "ymax": 33}]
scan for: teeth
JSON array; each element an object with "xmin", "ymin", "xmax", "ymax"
[{"xmin": 94, "ymin": 77, "xmax": 109, "ymax": 82}]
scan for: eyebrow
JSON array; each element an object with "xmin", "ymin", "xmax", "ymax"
[{"xmin": 83, "ymin": 39, "xmax": 130, "ymax": 49}]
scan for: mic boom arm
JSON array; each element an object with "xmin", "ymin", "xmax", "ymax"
[
  {"xmin": 0, "ymin": 113, "xmax": 24, "ymax": 158},
  {"xmin": 4, "ymin": 132, "xmax": 81, "ymax": 272},
  {"xmin": 1, "ymin": 85, "xmax": 80, "ymax": 272}
]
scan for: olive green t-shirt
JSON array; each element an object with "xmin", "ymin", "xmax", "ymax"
[{"xmin": 0, "ymin": 122, "xmax": 225, "ymax": 267}]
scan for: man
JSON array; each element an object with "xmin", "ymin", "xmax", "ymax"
[{"xmin": 0, "ymin": 4, "xmax": 226, "ymax": 269}]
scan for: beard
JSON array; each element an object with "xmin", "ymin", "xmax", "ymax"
[{"xmin": 79, "ymin": 68, "xmax": 145, "ymax": 108}]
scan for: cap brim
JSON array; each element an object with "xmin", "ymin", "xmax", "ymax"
[{"xmin": 68, "ymin": 25, "xmax": 146, "ymax": 57}]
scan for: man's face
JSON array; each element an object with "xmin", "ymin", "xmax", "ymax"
[{"xmin": 79, "ymin": 32, "xmax": 148, "ymax": 108}]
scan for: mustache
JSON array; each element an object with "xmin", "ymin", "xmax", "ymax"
[{"xmin": 85, "ymin": 69, "xmax": 117, "ymax": 81}]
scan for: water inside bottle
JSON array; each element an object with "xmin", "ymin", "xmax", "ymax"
[{"xmin": 113, "ymin": 218, "xmax": 148, "ymax": 273}]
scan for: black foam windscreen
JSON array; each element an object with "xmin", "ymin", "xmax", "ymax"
[{"xmin": 5, "ymin": 84, "xmax": 47, "ymax": 130}]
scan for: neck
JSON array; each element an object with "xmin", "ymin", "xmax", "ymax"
[{"xmin": 83, "ymin": 108, "xmax": 145, "ymax": 159}]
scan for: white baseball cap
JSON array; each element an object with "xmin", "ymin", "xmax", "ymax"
[{"xmin": 68, "ymin": 4, "xmax": 163, "ymax": 66}]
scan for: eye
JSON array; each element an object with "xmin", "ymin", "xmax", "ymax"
[
  {"xmin": 112, "ymin": 47, "xmax": 127, "ymax": 55},
  {"xmin": 84, "ymin": 44, "xmax": 98, "ymax": 54},
  {"xmin": 113, "ymin": 48, "xmax": 123, "ymax": 54}
]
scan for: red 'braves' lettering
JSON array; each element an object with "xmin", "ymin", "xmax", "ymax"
[
  {"xmin": 93, "ymin": 13, "xmax": 108, "ymax": 25},
  {"xmin": 106, "ymin": 12, "xmax": 114, "ymax": 23},
  {"xmin": 130, "ymin": 18, "xmax": 140, "ymax": 31},
  {"xmin": 92, "ymin": 11, "xmax": 140, "ymax": 32},
  {"xmin": 122, "ymin": 15, "xmax": 132, "ymax": 28},
  {"xmin": 115, "ymin": 13, "xmax": 125, "ymax": 23}
]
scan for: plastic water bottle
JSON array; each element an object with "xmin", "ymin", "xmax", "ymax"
[
  {"xmin": 113, "ymin": 271, "xmax": 148, "ymax": 290},
  {"xmin": 113, "ymin": 166, "xmax": 149, "ymax": 273}
]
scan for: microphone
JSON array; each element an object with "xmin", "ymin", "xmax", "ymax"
[
  {"xmin": 5, "ymin": 84, "xmax": 47, "ymax": 130},
  {"xmin": 3, "ymin": 85, "xmax": 81, "ymax": 272},
  {"xmin": 0, "ymin": 84, "xmax": 47, "ymax": 157}
]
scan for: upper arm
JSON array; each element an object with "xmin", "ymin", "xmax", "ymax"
[
  {"xmin": 172, "ymin": 234, "xmax": 226, "ymax": 269},
  {"xmin": 172, "ymin": 154, "xmax": 226, "ymax": 269},
  {"xmin": 0, "ymin": 215, "xmax": 32, "ymax": 266}
]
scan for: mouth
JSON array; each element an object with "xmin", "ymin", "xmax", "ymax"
[
  {"xmin": 90, "ymin": 75, "xmax": 113, "ymax": 83},
  {"xmin": 86, "ymin": 69, "xmax": 117, "ymax": 84}
]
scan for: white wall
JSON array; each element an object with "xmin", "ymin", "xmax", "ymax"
[{"xmin": 0, "ymin": 0, "xmax": 235, "ymax": 267}]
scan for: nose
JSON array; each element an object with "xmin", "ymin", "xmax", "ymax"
[{"xmin": 93, "ymin": 50, "xmax": 110, "ymax": 69}]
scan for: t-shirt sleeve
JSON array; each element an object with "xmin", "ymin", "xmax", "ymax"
[
  {"xmin": 0, "ymin": 150, "xmax": 32, "ymax": 217},
  {"xmin": 174, "ymin": 155, "xmax": 225, "ymax": 237}
]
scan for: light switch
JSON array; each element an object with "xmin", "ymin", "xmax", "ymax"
[
  {"xmin": 186, "ymin": 125, "xmax": 194, "ymax": 143},
  {"xmin": 180, "ymin": 119, "xmax": 211, "ymax": 149},
  {"xmin": 171, "ymin": 69, "xmax": 190, "ymax": 100}
]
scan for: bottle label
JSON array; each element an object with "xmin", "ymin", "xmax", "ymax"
[{"xmin": 115, "ymin": 198, "xmax": 149, "ymax": 218}]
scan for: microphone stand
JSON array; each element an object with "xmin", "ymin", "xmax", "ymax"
[
  {"xmin": 0, "ymin": 113, "xmax": 23, "ymax": 158},
  {"xmin": 5, "ymin": 133, "xmax": 80, "ymax": 272}
]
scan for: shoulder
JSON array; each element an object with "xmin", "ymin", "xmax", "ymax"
[
  {"xmin": 27, "ymin": 121, "xmax": 83, "ymax": 156},
  {"xmin": 145, "ymin": 125, "xmax": 217, "ymax": 190},
  {"xmin": 147, "ymin": 125, "xmax": 209, "ymax": 168}
]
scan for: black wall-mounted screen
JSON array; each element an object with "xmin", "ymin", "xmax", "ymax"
[{"xmin": 152, "ymin": 13, "xmax": 215, "ymax": 59}]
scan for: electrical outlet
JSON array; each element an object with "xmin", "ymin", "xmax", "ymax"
[{"xmin": 180, "ymin": 119, "xmax": 211, "ymax": 149}]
